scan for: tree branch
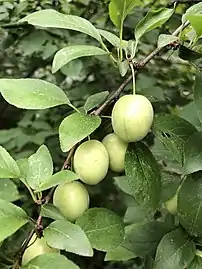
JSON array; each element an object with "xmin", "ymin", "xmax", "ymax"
[{"xmin": 93, "ymin": 21, "xmax": 189, "ymax": 116}]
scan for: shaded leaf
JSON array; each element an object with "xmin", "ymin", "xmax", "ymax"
[
  {"xmin": 179, "ymin": 45, "xmax": 202, "ymax": 61},
  {"xmin": 84, "ymin": 91, "xmax": 109, "ymax": 112},
  {"xmin": 135, "ymin": 8, "xmax": 174, "ymax": 40},
  {"xmin": 59, "ymin": 112, "xmax": 101, "ymax": 152},
  {"xmin": 118, "ymin": 60, "xmax": 129, "ymax": 77},
  {"xmin": 0, "ymin": 199, "xmax": 28, "ymax": 242},
  {"xmin": 76, "ymin": 208, "xmax": 124, "ymax": 252},
  {"xmin": 125, "ymin": 142, "xmax": 161, "ymax": 214},
  {"xmin": 0, "ymin": 146, "xmax": 20, "ymax": 178},
  {"xmin": 21, "ymin": 253, "xmax": 80, "ymax": 269},
  {"xmin": 44, "ymin": 220, "xmax": 93, "ymax": 256},
  {"xmin": 105, "ymin": 245, "xmax": 136, "ymax": 261},
  {"xmin": 152, "ymin": 114, "xmax": 197, "ymax": 164},
  {"xmin": 188, "ymin": 255, "xmax": 202, "ymax": 269},
  {"xmin": 26, "ymin": 145, "xmax": 53, "ymax": 190},
  {"xmin": 178, "ymin": 173, "xmax": 202, "ymax": 237},
  {"xmin": 20, "ymin": 9, "xmax": 102, "ymax": 42},
  {"xmin": 183, "ymin": 132, "xmax": 202, "ymax": 175},
  {"xmin": 52, "ymin": 45, "xmax": 107, "ymax": 73},
  {"xmin": 154, "ymin": 228, "xmax": 195, "ymax": 269},
  {"xmin": 0, "ymin": 79, "xmax": 69, "ymax": 109},
  {"xmin": 194, "ymin": 72, "xmax": 202, "ymax": 122}
]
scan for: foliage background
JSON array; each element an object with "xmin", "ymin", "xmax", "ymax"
[{"xmin": 0, "ymin": 0, "xmax": 199, "ymax": 268}]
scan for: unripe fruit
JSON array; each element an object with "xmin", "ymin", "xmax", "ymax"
[
  {"xmin": 53, "ymin": 181, "xmax": 89, "ymax": 221},
  {"xmin": 111, "ymin": 94, "xmax": 154, "ymax": 142},
  {"xmin": 73, "ymin": 140, "xmax": 109, "ymax": 185},
  {"xmin": 164, "ymin": 194, "xmax": 178, "ymax": 215},
  {"xmin": 102, "ymin": 133, "xmax": 128, "ymax": 172},
  {"xmin": 22, "ymin": 234, "xmax": 59, "ymax": 266}
]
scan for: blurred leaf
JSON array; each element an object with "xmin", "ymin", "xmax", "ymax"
[
  {"xmin": 118, "ymin": 60, "xmax": 129, "ymax": 77},
  {"xmin": 0, "ymin": 146, "xmax": 20, "ymax": 178},
  {"xmin": 124, "ymin": 221, "xmax": 172, "ymax": 257},
  {"xmin": 35, "ymin": 170, "xmax": 78, "ymax": 191},
  {"xmin": 154, "ymin": 228, "xmax": 195, "ymax": 269},
  {"xmin": 188, "ymin": 256, "xmax": 202, "ymax": 269},
  {"xmin": 52, "ymin": 45, "xmax": 107, "ymax": 73},
  {"xmin": 26, "ymin": 145, "xmax": 53, "ymax": 190},
  {"xmin": 76, "ymin": 208, "xmax": 124, "ymax": 252},
  {"xmin": 161, "ymin": 171, "xmax": 181, "ymax": 202},
  {"xmin": 105, "ymin": 245, "xmax": 136, "ymax": 261},
  {"xmin": 0, "ymin": 79, "xmax": 70, "ymax": 109},
  {"xmin": 125, "ymin": 142, "xmax": 161, "ymax": 214},
  {"xmin": 41, "ymin": 204, "xmax": 66, "ymax": 221},
  {"xmin": 182, "ymin": 2, "xmax": 202, "ymax": 23},
  {"xmin": 44, "ymin": 220, "xmax": 93, "ymax": 256},
  {"xmin": 183, "ymin": 132, "xmax": 202, "ymax": 175},
  {"xmin": 109, "ymin": 0, "xmax": 141, "ymax": 29},
  {"xmin": 0, "ymin": 179, "xmax": 20, "ymax": 202},
  {"xmin": 20, "ymin": 9, "xmax": 102, "ymax": 43},
  {"xmin": 178, "ymin": 173, "xmax": 202, "ymax": 237},
  {"xmin": 135, "ymin": 8, "xmax": 174, "ymax": 40},
  {"xmin": 157, "ymin": 34, "xmax": 178, "ymax": 48},
  {"xmin": 179, "ymin": 45, "xmax": 202, "ymax": 61},
  {"xmin": 0, "ymin": 199, "xmax": 28, "ymax": 242},
  {"xmin": 21, "ymin": 253, "xmax": 80, "ymax": 269},
  {"xmin": 84, "ymin": 91, "xmax": 109, "ymax": 112},
  {"xmin": 186, "ymin": 15, "xmax": 202, "ymax": 36},
  {"xmin": 194, "ymin": 72, "xmax": 202, "ymax": 122},
  {"xmin": 59, "ymin": 112, "xmax": 101, "ymax": 152},
  {"xmin": 152, "ymin": 114, "xmax": 197, "ymax": 164}
]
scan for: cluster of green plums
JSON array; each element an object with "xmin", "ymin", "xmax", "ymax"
[{"xmin": 24, "ymin": 94, "xmax": 176, "ymax": 264}]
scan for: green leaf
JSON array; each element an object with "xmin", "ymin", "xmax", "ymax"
[
  {"xmin": 99, "ymin": 29, "xmax": 124, "ymax": 47},
  {"xmin": 20, "ymin": 9, "xmax": 102, "ymax": 43},
  {"xmin": 179, "ymin": 45, "xmax": 202, "ymax": 62},
  {"xmin": 183, "ymin": 132, "xmax": 202, "ymax": 175},
  {"xmin": 35, "ymin": 170, "xmax": 79, "ymax": 191},
  {"xmin": 0, "ymin": 146, "xmax": 20, "ymax": 178},
  {"xmin": 105, "ymin": 245, "xmax": 136, "ymax": 261},
  {"xmin": 188, "ymin": 256, "xmax": 202, "ymax": 269},
  {"xmin": 182, "ymin": 2, "xmax": 202, "ymax": 23},
  {"xmin": 161, "ymin": 171, "xmax": 181, "ymax": 202},
  {"xmin": 178, "ymin": 173, "xmax": 202, "ymax": 237},
  {"xmin": 44, "ymin": 220, "xmax": 93, "ymax": 256},
  {"xmin": 52, "ymin": 45, "xmax": 107, "ymax": 73},
  {"xmin": 123, "ymin": 221, "xmax": 173, "ymax": 257},
  {"xmin": 59, "ymin": 112, "xmax": 101, "ymax": 152},
  {"xmin": 152, "ymin": 114, "xmax": 197, "ymax": 164},
  {"xmin": 109, "ymin": 0, "xmax": 141, "ymax": 29},
  {"xmin": 0, "ymin": 179, "xmax": 20, "ymax": 202},
  {"xmin": 135, "ymin": 8, "xmax": 174, "ymax": 41},
  {"xmin": 118, "ymin": 60, "xmax": 129, "ymax": 77},
  {"xmin": 26, "ymin": 145, "xmax": 53, "ymax": 190},
  {"xmin": 0, "ymin": 199, "xmax": 28, "ymax": 242},
  {"xmin": 154, "ymin": 228, "xmax": 195, "ymax": 269},
  {"xmin": 194, "ymin": 72, "xmax": 202, "ymax": 122},
  {"xmin": 186, "ymin": 15, "xmax": 202, "ymax": 36},
  {"xmin": 41, "ymin": 204, "xmax": 66, "ymax": 221},
  {"xmin": 21, "ymin": 253, "xmax": 80, "ymax": 269},
  {"xmin": 113, "ymin": 175, "xmax": 132, "ymax": 195},
  {"xmin": 84, "ymin": 91, "xmax": 109, "ymax": 112},
  {"xmin": 76, "ymin": 208, "xmax": 124, "ymax": 252},
  {"xmin": 0, "ymin": 79, "xmax": 69, "ymax": 109},
  {"xmin": 16, "ymin": 158, "xmax": 28, "ymax": 185},
  {"xmin": 125, "ymin": 142, "xmax": 161, "ymax": 214},
  {"xmin": 157, "ymin": 34, "xmax": 178, "ymax": 49}
]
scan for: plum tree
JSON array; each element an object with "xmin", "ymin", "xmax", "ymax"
[
  {"xmin": 111, "ymin": 94, "xmax": 154, "ymax": 142},
  {"xmin": 102, "ymin": 133, "xmax": 128, "ymax": 172},
  {"xmin": 73, "ymin": 140, "xmax": 109, "ymax": 185},
  {"xmin": 53, "ymin": 181, "xmax": 89, "ymax": 222}
]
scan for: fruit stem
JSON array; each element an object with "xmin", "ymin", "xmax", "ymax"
[{"xmin": 130, "ymin": 62, "xmax": 136, "ymax": 95}]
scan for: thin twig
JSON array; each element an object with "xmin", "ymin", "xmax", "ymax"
[{"xmin": 93, "ymin": 21, "xmax": 189, "ymax": 116}]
